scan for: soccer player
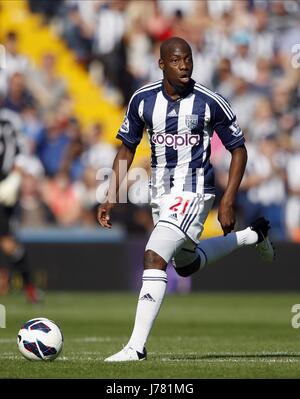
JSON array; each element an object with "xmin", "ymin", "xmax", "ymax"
[
  {"xmin": 0, "ymin": 107, "xmax": 41, "ymax": 303},
  {"xmin": 98, "ymin": 37, "xmax": 274, "ymax": 361}
]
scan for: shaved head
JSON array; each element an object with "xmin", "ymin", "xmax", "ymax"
[
  {"xmin": 160, "ymin": 37, "xmax": 192, "ymax": 60},
  {"xmin": 158, "ymin": 36, "xmax": 193, "ymax": 98}
]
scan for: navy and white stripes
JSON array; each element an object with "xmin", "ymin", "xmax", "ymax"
[
  {"xmin": 116, "ymin": 79, "xmax": 245, "ymax": 198},
  {"xmin": 142, "ymin": 276, "xmax": 168, "ymax": 284},
  {"xmin": 142, "ymin": 270, "xmax": 167, "ymax": 284},
  {"xmin": 194, "ymin": 84, "xmax": 235, "ymax": 120},
  {"xmin": 180, "ymin": 197, "xmax": 200, "ymax": 234}
]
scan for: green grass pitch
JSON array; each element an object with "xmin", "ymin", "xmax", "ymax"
[{"xmin": 0, "ymin": 292, "xmax": 300, "ymax": 378}]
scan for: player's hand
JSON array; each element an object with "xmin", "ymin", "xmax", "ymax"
[
  {"xmin": 218, "ymin": 199, "xmax": 236, "ymax": 236},
  {"xmin": 97, "ymin": 202, "xmax": 114, "ymax": 228}
]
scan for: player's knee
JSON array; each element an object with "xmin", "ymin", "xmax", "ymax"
[
  {"xmin": 172, "ymin": 256, "xmax": 201, "ymax": 277},
  {"xmin": 172, "ymin": 247, "xmax": 201, "ymax": 277},
  {"xmin": 144, "ymin": 250, "xmax": 167, "ymax": 271},
  {"xmin": 145, "ymin": 225, "xmax": 186, "ymax": 266}
]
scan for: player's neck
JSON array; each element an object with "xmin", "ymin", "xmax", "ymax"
[{"xmin": 163, "ymin": 78, "xmax": 194, "ymax": 101}]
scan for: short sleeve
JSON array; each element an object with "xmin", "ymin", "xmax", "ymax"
[
  {"xmin": 116, "ymin": 94, "xmax": 145, "ymax": 150},
  {"xmin": 211, "ymin": 94, "xmax": 245, "ymax": 151}
]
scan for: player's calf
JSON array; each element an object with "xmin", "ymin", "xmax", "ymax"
[{"xmin": 144, "ymin": 249, "xmax": 167, "ymax": 270}]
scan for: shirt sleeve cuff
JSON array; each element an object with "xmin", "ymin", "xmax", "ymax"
[
  {"xmin": 225, "ymin": 136, "xmax": 245, "ymax": 151},
  {"xmin": 116, "ymin": 133, "xmax": 138, "ymax": 150}
]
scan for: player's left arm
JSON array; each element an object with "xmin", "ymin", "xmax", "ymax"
[
  {"xmin": 218, "ymin": 145, "xmax": 247, "ymax": 235},
  {"xmin": 211, "ymin": 95, "xmax": 247, "ymax": 235}
]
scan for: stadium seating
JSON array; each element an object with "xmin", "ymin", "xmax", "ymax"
[{"xmin": 0, "ymin": 0, "xmax": 150, "ymax": 164}]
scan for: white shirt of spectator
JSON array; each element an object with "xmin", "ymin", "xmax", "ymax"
[
  {"xmin": 94, "ymin": 8, "xmax": 125, "ymax": 55},
  {"xmin": 158, "ymin": 0, "xmax": 197, "ymax": 17},
  {"xmin": 246, "ymin": 144, "xmax": 286, "ymax": 206},
  {"xmin": 82, "ymin": 142, "xmax": 116, "ymax": 171},
  {"xmin": 286, "ymin": 152, "xmax": 300, "ymax": 231}
]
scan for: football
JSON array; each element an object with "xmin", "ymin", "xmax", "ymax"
[{"xmin": 17, "ymin": 318, "xmax": 63, "ymax": 361}]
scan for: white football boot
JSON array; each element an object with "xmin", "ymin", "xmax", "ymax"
[
  {"xmin": 250, "ymin": 217, "xmax": 275, "ymax": 262},
  {"xmin": 104, "ymin": 346, "xmax": 147, "ymax": 362}
]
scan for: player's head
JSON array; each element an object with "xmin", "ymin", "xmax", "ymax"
[{"xmin": 159, "ymin": 37, "xmax": 193, "ymax": 91}]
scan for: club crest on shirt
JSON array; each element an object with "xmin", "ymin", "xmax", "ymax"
[{"xmin": 185, "ymin": 114, "xmax": 198, "ymax": 129}]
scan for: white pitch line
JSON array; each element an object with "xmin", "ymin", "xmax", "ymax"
[
  {"xmin": 72, "ymin": 337, "xmax": 119, "ymax": 343},
  {"xmin": 160, "ymin": 358, "xmax": 300, "ymax": 363},
  {"xmin": 0, "ymin": 337, "xmax": 122, "ymax": 344},
  {"xmin": 1, "ymin": 352, "xmax": 300, "ymax": 364},
  {"xmin": 157, "ymin": 352, "xmax": 300, "ymax": 357}
]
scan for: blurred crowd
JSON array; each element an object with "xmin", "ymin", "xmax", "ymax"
[{"xmin": 0, "ymin": 0, "xmax": 300, "ymax": 242}]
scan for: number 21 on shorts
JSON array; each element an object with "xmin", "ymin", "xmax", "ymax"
[{"xmin": 169, "ymin": 196, "xmax": 190, "ymax": 214}]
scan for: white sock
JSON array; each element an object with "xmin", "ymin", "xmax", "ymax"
[
  {"xmin": 127, "ymin": 269, "xmax": 167, "ymax": 353},
  {"xmin": 197, "ymin": 227, "xmax": 258, "ymax": 269}
]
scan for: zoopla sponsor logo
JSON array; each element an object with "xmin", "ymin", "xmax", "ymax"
[
  {"xmin": 151, "ymin": 133, "xmax": 200, "ymax": 150},
  {"xmin": 0, "ymin": 304, "xmax": 6, "ymax": 328}
]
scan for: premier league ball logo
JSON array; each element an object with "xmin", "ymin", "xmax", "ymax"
[
  {"xmin": 185, "ymin": 114, "xmax": 198, "ymax": 129},
  {"xmin": 120, "ymin": 115, "xmax": 130, "ymax": 133}
]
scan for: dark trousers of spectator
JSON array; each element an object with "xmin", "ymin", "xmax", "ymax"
[
  {"xmin": 238, "ymin": 194, "xmax": 286, "ymax": 241},
  {"xmin": 94, "ymin": 40, "xmax": 134, "ymax": 106}
]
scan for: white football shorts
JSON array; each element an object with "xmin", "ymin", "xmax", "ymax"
[{"xmin": 150, "ymin": 192, "xmax": 215, "ymax": 245}]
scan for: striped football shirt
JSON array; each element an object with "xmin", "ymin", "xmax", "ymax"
[{"xmin": 116, "ymin": 79, "xmax": 245, "ymax": 199}]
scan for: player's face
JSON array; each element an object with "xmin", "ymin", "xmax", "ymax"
[{"xmin": 160, "ymin": 46, "xmax": 193, "ymax": 89}]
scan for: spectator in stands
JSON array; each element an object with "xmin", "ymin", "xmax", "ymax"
[
  {"xmin": 218, "ymin": 135, "xmax": 287, "ymax": 241},
  {"xmin": 60, "ymin": 118, "xmax": 85, "ymax": 182},
  {"xmin": 158, "ymin": 0, "xmax": 197, "ymax": 18},
  {"xmin": 207, "ymin": 11, "xmax": 235, "ymax": 60},
  {"xmin": 82, "ymin": 122, "xmax": 116, "ymax": 171},
  {"xmin": 35, "ymin": 114, "xmax": 71, "ymax": 177},
  {"xmin": 3, "ymin": 72, "xmax": 35, "ymax": 113},
  {"xmin": 248, "ymin": 97, "xmax": 277, "ymax": 142},
  {"xmin": 21, "ymin": 103, "xmax": 46, "ymax": 154},
  {"xmin": 230, "ymin": 76, "xmax": 262, "ymax": 131},
  {"xmin": 272, "ymin": 82, "xmax": 299, "ymax": 142},
  {"xmin": 231, "ymin": 31, "xmax": 257, "ymax": 83},
  {"xmin": 41, "ymin": 172, "xmax": 82, "ymax": 226},
  {"xmin": 146, "ymin": 40, "xmax": 164, "ymax": 83},
  {"xmin": 285, "ymin": 144, "xmax": 300, "ymax": 242},
  {"xmin": 17, "ymin": 172, "xmax": 55, "ymax": 228},
  {"xmin": 144, "ymin": 0, "xmax": 173, "ymax": 42},
  {"xmin": 0, "ymin": 31, "xmax": 30, "ymax": 95},
  {"xmin": 27, "ymin": 0, "xmax": 65, "ymax": 22},
  {"xmin": 74, "ymin": 167, "xmax": 99, "ymax": 226},
  {"xmin": 92, "ymin": 0, "xmax": 130, "ymax": 103},
  {"xmin": 291, "ymin": 121, "xmax": 300, "ymax": 151},
  {"xmin": 27, "ymin": 53, "xmax": 67, "ymax": 115},
  {"xmin": 250, "ymin": 8, "xmax": 275, "ymax": 60},
  {"xmin": 253, "ymin": 57, "xmax": 273, "ymax": 96},
  {"xmin": 212, "ymin": 58, "xmax": 234, "ymax": 97},
  {"xmin": 63, "ymin": 3, "xmax": 94, "ymax": 65},
  {"xmin": 125, "ymin": 17, "xmax": 152, "ymax": 89}
]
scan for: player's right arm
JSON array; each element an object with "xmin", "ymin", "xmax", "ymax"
[{"xmin": 97, "ymin": 143, "xmax": 135, "ymax": 228}]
